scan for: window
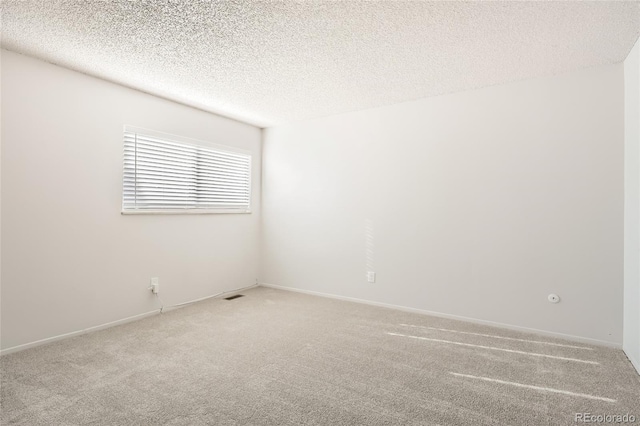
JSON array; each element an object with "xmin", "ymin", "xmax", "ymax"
[{"xmin": 122, "ymin": 127, "xmax": 251, "ymax": 214}]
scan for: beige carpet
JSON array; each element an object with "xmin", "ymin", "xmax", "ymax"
[{"xmin": 1, "ymin": 286, "xmax": 639, "ymax": 425}]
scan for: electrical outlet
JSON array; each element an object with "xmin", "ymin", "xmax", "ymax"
[
  {"xmin": 150, "ymin": 277, "xmax": 159, "ymax": 294},
  {"xmin": 367, "ymin": 271, "xmax": 376, "ymax": 283}
]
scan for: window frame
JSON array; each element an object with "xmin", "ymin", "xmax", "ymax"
[{"xmin": 121, "ymin": 126, "xmax": 252, "ymax": 215}]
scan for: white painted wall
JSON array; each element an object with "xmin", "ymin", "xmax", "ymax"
[
  {"xmin": 0, "ymin": 50, "xmax": 3, "ymax": 350},
  {"xmin": 624, "ymin": 38, "xmax": 640, "ymax": 373},
  {"xmin": 0, "ymin": 50, "xmax": 262, "ymax": 350},
  {"xmin": 262, "ymin": 64, "xmax": 624, "ymax": 345}
]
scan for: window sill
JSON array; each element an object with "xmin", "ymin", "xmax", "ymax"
[{"xmin": 121, "ymin": 209, "xmax": 251, "ymax": 215}]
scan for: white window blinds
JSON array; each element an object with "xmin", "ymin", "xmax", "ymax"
[{"xmin": 123, "ymin": 127, "xmax": 251, "ymax": 213}]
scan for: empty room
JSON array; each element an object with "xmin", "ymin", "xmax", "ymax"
[{"xmin": 1, "ymin": 1, "xmax": 640, "ymax": 425}]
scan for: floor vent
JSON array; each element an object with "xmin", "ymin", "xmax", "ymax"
[{"xmin": 224, "ymin": 294, "xmax": 244, "ymax": 301}]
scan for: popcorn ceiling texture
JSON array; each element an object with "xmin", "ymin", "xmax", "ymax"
[{"xmin": 2, "ymin": 0, "xmax": 640, "ymax": 127}]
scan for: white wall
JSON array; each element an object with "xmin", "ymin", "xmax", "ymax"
[
  {"xmin": 624, "ymin": 38, "xmax": 640, "ymax": 372},
  {"xmin": 1, "ymin": 50, "xmax": 262, "ymax": 350},
  {"xmin": 262, "ymin": 64, "xmax": 625, "ymax": 345}
]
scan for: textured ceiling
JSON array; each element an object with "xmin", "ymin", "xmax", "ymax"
[{"xmin": 2, "ymin": 1, "xmax": 640, "ymax": 128}]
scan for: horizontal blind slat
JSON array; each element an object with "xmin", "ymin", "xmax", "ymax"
[
  {"xmin": 127, "ymin": 137, "xmax": 250, "ymax": 164},
  {"xmin": 127, "ymin": 151, "xmax": 250, "ymax": 173}
]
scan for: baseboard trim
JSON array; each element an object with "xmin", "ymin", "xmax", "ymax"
[
  {"xmin": 0, "ymin": 310, "xmax": 160, "ymax": 356},
  {"xmin": 166, "ymin": 284, "xmax": 258, "ymax": 310},
  {"xmin": 623, "ymin": 349, "xmax": 640, "ymax": 375},
  {"xmin": 0, "ymin": 283, "xmax": 258, "ymax": 356},
  {"xmin": 259, "ymin": 283, "xmax": 622, "ymax": 349}
]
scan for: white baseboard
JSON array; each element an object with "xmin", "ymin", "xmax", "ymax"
[
  {"xmin": 3, "ymin": 282, "xmax": 624, "ymax": 356},
  {"xmin": 0, "ymin": 283, "xmax": 258, "ymax": 356},
  {"xmin": 0, "ymin": 309, "xmax": 160, "ymax": 356},
  {"xmin": 259, "ymin": 282, "xmax": 622, "ymax": 349},
  {"xmin": 623, "ymin": 350, "xmax": 640, "ymax": 375}
]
